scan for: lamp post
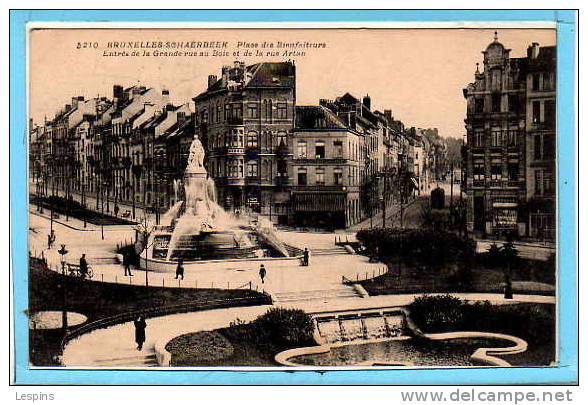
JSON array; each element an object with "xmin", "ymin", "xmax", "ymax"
[
  {"xmin": 101, "ymin": 180, "xmax": 107, "ymax": 240},
  {"xmin": 58, "ymin": 244, "xmax": 68, "ymax": 275},
  {"xmin": 81, "ymin": 180, "xmax": 87, "ymax": 228}
]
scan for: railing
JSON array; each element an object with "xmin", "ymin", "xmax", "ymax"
[
  {"xmin": 342, "ymin": 264, "xmax": 388, "ymax": 284},
  {"xmin": 29, "ymin": 251, "xmax": 269, "ymax": 295}
]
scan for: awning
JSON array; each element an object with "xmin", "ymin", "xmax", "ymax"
[
  {"xmin": 293, "ymin": 193, "xmax": 345, "ymax": 212},
  {"xmin": 410, "ymin": 177, "xmax": 419, "ymax": 188},
  {"xmin": 493, "ymin": 202, "xmax": 518, "ymax": 208}
]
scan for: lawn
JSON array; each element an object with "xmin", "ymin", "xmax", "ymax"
[
  {"xmin": 28, "ymin": 257, "xmax": 270, "ymax": 366},
  {"xmin": 359, "ymin": 255, "xmax": 555, "ymax": 296},
  {"xmin": 30, "ymin": 195, "xmax": 135, "ymax": 225},
  {"xmin": 166, "ymin": 308, "xmax": 315, "ymax": 367},
  {"xmin": 409, "ymin": 295, "xmax": 556, "ymax": 366}
]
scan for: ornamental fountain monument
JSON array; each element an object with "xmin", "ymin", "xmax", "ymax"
[{"xmin": 139, "ymin": 135, "xmax": 291, "ymax": 272}]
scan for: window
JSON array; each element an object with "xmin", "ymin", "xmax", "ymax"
[
  {"xmin": 246, "ymin": 160, "xmax": 258, "ymax": 177},
  {"xmin": 473, "ymin": 162, "xmax": 485, "ymax": 181},
  {"xmin": 491, "ymin": 69, "xmax": 502, "ymax": 91},
  {"xmin": 246, "ymin": 131, "xmax": 258, "ymax": 148},
  {"xmin": 231, "ymin": 104, "xmax": 242, "ymax": 120},
  {"xmin": 508, "ymin": 95, "xmax": 520, "ymax": 114},
  {"xmin": 228, "ymin": 159, "xmax": 241, "ymax": 178},
  {"xmin": 507, "ymin": 130, "xmax": 518, "ymax": 147},
  {"xmin": 543, "ymin": 134, "xmax": 554, "ymax": 159},
  {"xmin": 544, "ymin": 100, "xmax": 556, "ymax": 129},
  {"xmin": 543, "ymin": 170, "xmax": 553, "ymax": 193},
  {"xmin": 490, "ymin": 164, "xmax": 502, "ymax": 180},
  {"xmin": 277, "ymin": 103, "xmax": 288, "ymax": 119},
  {"xmin": 297, "ymin": 141, "xmax": 307, "ymax": 158},
  {"xmin": 475, "ymin": 98, "xmax": 484, "ymax": 113},
  {"xmin": 264, "ymin": 99, "xmax": 273, "ymax": 121},
  {"xmin": 491, "ymin": 130, "xmax": 502, "ymax": 147},
  {"xmin": 224, "ymin": 104, "xmax": 230, "ymax": 120},
  {"xmin": 334, "ymin": 168, "xmax": 343, "ymax": 185},
  {"xmin": 315, "ymin": 141, "xmax": 325, "ymax": 159},
  {"xmin": 315, "ymin": 168, "xmax": 325, "ymax": 186},
  {"xmin": 474, "ymin": 129, "xmax": 484, "ymax": 147},
  {"xmin": 297, "ymin": 168, "xmax": 307, "ymax": 185},
  {"xmin": 334, "ymin": 141, "xmax": 343, "ymax": 158},
  {"xmin": 532, "ymin": 101, "xmax": 541, "ymax": 123},
  {"xmin": 277, "ymin": 132, "xmax": 287, "ymax": 147},
  {"xmin": 247, "ymin": 104, "xmax": 259, "ymax": 119},
  {"xmin": 534, "ymin": 170, "xmax": 543, "ymax": 194},
  {"xmin": 534, "ymin": 134, "xmax": 543, "ymax": 160},
  {"xmin": 532, "ymin": 74, "xmax": 540, "ymax": 91},
  {"xmin": 491, "ymin": 93, "xmax": 501, "ymax": 112},
  {"xmin": 508, "ymin": 163, "xmax": 518, "ymax": 180},
  {"xmin": 216, "ymin": 104, "xmax": 222, "ymax": 123}
]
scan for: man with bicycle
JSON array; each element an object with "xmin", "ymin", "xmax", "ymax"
[{"xmin": 79, "ymin": 253, "xmax": 89, "ymax": 279}]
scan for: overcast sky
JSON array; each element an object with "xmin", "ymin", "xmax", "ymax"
[{"xmin": 29, "ymin": 28, "xmax": 555, "ymax": 137}]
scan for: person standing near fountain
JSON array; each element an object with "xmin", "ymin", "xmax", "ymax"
[
  {"xmin": 175, "ymin": 258, "xmax": 185, "ymax": 280},
  {"xmin": 302, "ymin": 248, "xmax": 310, "ymax": 267},
  {"xmin": 259, "ymin": 264, "xmax": 267, "ymax": 284}
]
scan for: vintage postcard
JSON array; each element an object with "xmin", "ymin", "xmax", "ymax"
[{"xmin": 13, "ymin": 11, "xmax": 577, "ymax": 385}]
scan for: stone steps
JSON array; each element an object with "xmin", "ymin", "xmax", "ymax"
[
  {"xmin": 92, "ymin": 351, "xmax": 158, "ymax": 367},
  {"xmin": 311, "ymin": 247, "xmax": 349, "ymax": 256},
  {"xmin": 273, "ymin": 286, "xmax": 361, "ymax": 303}
]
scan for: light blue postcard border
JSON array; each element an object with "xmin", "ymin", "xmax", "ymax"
[{"xmin": 10, "ymin": 9, "xmax": 577, "ymax": 385}]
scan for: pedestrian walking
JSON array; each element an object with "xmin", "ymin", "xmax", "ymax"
[
  {"xmin": 302, "ymin": 247, "xmax": 310, "ymax": 267},
  {"xmin": 47, "ymin": 230, "xmax": 56, "ymax": 249},
  {"xmin": 259, "ymin": 264, "xmax": 267, "ymax": 284},
  {"xmin": 114, "ymin": 204, "xmax": 119, "ymax": 217},
  {"xmin": 175, "ymin": 258, "xmax": 184, "ymax": 280},
  {"xmin": 134, "ymin": 315, "xmax": 147, "ymax": 351},
  {"xmin": 123, "ymin": 252, "xmax": 133, "ymax": 276}
]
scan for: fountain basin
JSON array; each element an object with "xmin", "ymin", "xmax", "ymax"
[{"xmin": 275, "ymin": 308, "xmax": 528, "ymax": 367}]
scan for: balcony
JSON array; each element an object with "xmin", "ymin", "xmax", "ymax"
[
  {"xmin": 294, "ymin": 157, "xmax": 346, "ymax": 164},
  {"xmin": 294, "ymin": 185, "xmax": 348, "ymax": 193},
  {"xmin": 225, "ymin": 147, "xmax": 245, "ymax": 155}
]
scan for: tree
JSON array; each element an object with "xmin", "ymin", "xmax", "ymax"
[{"xmin": 133, "ymin": 215, "xmax": 157, "ymax": 286}]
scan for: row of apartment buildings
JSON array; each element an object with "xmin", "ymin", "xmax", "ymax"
[
  {"xmin": 30, "ymin": 61, "xmax": 447, "ymax": 229},
  {"xmin": 462, "ymin": 34, "xmax": 556, "ymax": 240}
]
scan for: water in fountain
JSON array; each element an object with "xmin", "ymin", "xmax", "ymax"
[
  {"xmin": 316, "ymin": 311, "xmax": 406, "ymax": 344},
  {"xmin": 148, "ymin": 135, "xmax": 288, "ymax": 262}
]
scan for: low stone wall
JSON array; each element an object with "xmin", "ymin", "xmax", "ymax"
[{"xmin": 274, "ymin": 331, "xmax": 527, "ymax": 368}]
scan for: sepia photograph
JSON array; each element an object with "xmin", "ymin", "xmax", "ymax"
[{"xmin": 25, "ymin": 24, "xmax": 560, "ymax": 373}]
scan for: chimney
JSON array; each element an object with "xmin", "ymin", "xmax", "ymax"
[
  {"xmin": 208, "ymin": 75, "xmax": 217, "ymax": 89},
  {"xmin": 363, "ymin": 94, "xmax": 371, "ymax": 110},
  {"xmin": 177, "ymin": 111, "xmax": 186, "ymax": 125},
  {"xmin": 161, "ymin": 89, "xmax": 170, "ymax": 105},
  {"xmin": 71, "ymin": 97, "xmax": 79, "ymax": 109},
  {"xmin": 384, "ymin": 109, "xmax": 393, "ymax": 122},
  {"xmin": 528, "ymin": 42, "xmax": 540, "ymax": 59},
  {"xmin": 113, "ymin": 85, "xmax": 123, "ymax": 100},
  {"xmin": 113, "ymin": 85, "xmax": 123, "ymax": 108}
]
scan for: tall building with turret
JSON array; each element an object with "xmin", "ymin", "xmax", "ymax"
[{"xmin": 463, "ymin": 33, "xmax": 555, "ymax": 239}]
